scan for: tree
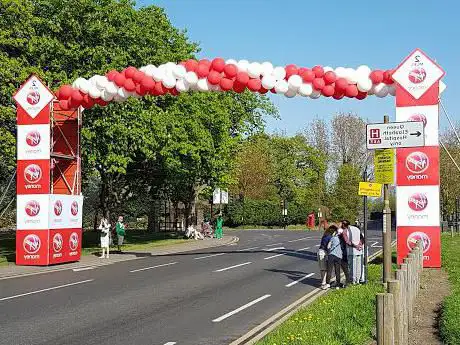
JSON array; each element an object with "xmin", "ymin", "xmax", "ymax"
[
  {"xmin": 328, "ymin": 163, "xmax": 361, "ymax": 221},
  {"xmin": 440, "ymin": 128, "xmax": 460, "ymax": 216}
]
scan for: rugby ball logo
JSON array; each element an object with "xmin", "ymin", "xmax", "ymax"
[
  {"xmin": 408, "ymin": 193, "xmax": 428, "ymax": 212},
  {"xmin": 26, "ymin": 90, "xmax": 40, "ymax": 105},
  {"xmin": 54, "ymin": 200, "xmax": 63, "ymax": 216},
  {"xmin": 23, "ymin": 234, "xmax": 41, "ymax": 254},
  {"xmin": 26, "ymin": 131, "xmax": 41, "ymax": 146},
  {"xmin": 69, "ymin": 232, "xmax": 79, "ymax": 251},
  {"xmin": 407, "ymin": 231, "xmax": 431, "ymax": 253},
  {"xmin": 405, "ymin": 152, "xmax": 429, "ymax": 174},
  {"xmin": 408, "ymin": 113, "xmax": 427, "ymax": 128},
  {"xmin": 25, "ymin": 200, "xmax": 40, "ymax": 217},
  {"xmin": 24, "ymin": 164, "xmax": 42, "ymax": 184},
  {"xmin": 70, "ymin": 201, "xmax": 78, "ymax": 216},
  {"xmin": 408, "ymin": 68, "xmax": 426, "ymax": 84},
  {"xmin": 53, "ymin": 233, "xmax": 63, "ymax": 253}
]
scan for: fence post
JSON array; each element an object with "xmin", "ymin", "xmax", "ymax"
[
  {"xmin": 408, "ymin": 253, "xmax": 417, "ymax": 300},
  {"xmin": 388, "ymin": 279, "xmax": 402, "ymax": 345},
  {"xmin": 404, "ymin": 256, "xmax": 414, "ymax": 326},
  {"xmin": 396, "ymin": 268, "xmax": 408, "ymax": 345},
  {"xmin": 377, "ymin": 293, "xmax": 395, "ymax": 345}
]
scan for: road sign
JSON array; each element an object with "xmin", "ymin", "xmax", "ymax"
[
  {"xmin": 374, "ymin": 149, "xmax": 395, "ymax": 184},
  {"xmin": 366, "ymin": 121, "xmax": 424, "ymax": 150},
  {"xmin": 392, "ymin": 48, "xmax": 445, "ymax": 100},
  {"xmin": 358, "ymin": 182, "xmax": 382, "ymax": 197},
  {"xmin": 213, "ymin": 188, "xmax": 228, "ymax": 204}
]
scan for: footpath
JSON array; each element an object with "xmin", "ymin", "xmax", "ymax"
[{"xmin": 0, "ymin": 236, "xmax": 238, "ymax": 280}]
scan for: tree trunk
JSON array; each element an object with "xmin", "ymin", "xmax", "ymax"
[
  {"xmin": 93, "ymin": 207, "xmax": 99, "ymax": 231},
  {"xmin": 99, "ymin": 171, "xmax": 110, "ymax": 222}
]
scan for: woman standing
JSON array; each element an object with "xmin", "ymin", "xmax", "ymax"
[
  {"xmin": 98, "ymin": 217, "xmax": 111, "ymax": 258},
  {"xmin": 318, "ymin": 225, "xmax": 335, "ymax": 289}
]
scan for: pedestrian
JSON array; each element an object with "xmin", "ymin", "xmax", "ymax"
[
  {"xmin": 341, "ymin": 219, "xmax": 363, "ymax": 284},
  {"xmin": 215, "ymin": 213, "xmax": 224, "ymax": 239},
  {"xmin": 116, "ymin": 216, "xmax": 126, "ymax": 253},
  {"xmin": 337, "ymin": 226, "xmax": 351, "ymax": 285},
  {"xmin": 98, "ymin": 217, "xmax": 111, "ymax": 258},
  {"xmin": 325, "ymin": 225, "xmax": 346, "ymax": 289},
  {"xmin": 318, "ymin": 225, "xmax": 334, "ymax": 289}
]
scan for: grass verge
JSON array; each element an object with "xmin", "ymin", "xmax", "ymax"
[
  {"xmin": 440, "ymin": 233, "xmax": 460, "ymax": 345},
  {"xmin": 256, "ymin": 264, "xmax": 384, "ymax": 345}
]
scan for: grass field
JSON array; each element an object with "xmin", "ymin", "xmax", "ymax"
[{"xmin": 440, "ymin": 234, "xmax": 460, "ymax": 345}]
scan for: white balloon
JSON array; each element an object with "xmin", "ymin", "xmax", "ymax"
[
  {"xmin": 310, "ymin": 90, "xmax": 321, "ymax": 99},
  {"xmin": 345, "ymin": 68, "xmax": 358, "ymax": 84},
  {"xmin": 165, "ymin": 62, "xmax": 177, "ymax": 73},
  {"xmin": 145, "ymin": 65, "xmax": 157, "ymax": 77},
  {"xmin": 105, "ymin": 82, "xmax": 118, "ymax": 96},
  {"xmin": 356, "ymin": 65, "xmax": 372, "ymax": 77},
  {"xmin": 113, "ymin": 94, "xmax": 123, "ymax": 103},
  {"xmin": 247, "ymin": 62, "xmax": 262, "ymax": 78},
  {"xmin": 209, "ymin": 82, "xmax": 220, "ymax": 91},
  {"xmin": 260, "ymin": 61, "xmax": 274, "ymax": 76},
  {"xmin": 298, "ymin": 83, "xmax": 313, "ymax": 96},
  {"xmin": 162, "ymin": 74, "xmax": 177, "ymax": 89},
  {"xmin": 323, "ymin": 66, "xmax": 334, "ymax": 73},
  {"xmin": 88, "ymin": 86, "xmax": 101, "ymax": 99},
  {"xmin": 139, "ymin": 66, "xmax": 147, "ymax": 73},
  {"xmin": 357, "ymin": 77, "xmax": 373, "ymax": 92},
  {"xmin": 72, "ymin": 77, "xmax": 84, "ymax": 89},
  {"xmin": 388, "ymin": 85, "xmax": 396, "ymax": 96},
  {"xmin": 95, "ymin": 76, "xmax": 109, "ymax": 90},
  {"xmin": 272, "ymin": 66, "xmax": 287, "ymax": 80},
  {"xmin": 152, "ymin": 68, "xmax": 165, "ymax": 82},
  {"xmin": 237, "ymin": 59, "xmax": 250, "ymax": 73},
  {"xmin": 78, "ymin": 79, "xmax": 90, "ymax": 94},
  {"xmin": 274, "ymin": 80, "xmax": 289, "ymax": 94},
  {"xmin": 284, "ymin": 89, "xmax": 297, "ymax": 98},
  {"xmin": 376, "ymin": 85, "xmax": 389, "ymax": 98},
  {"xmin": 373, "ymin": 83, "xmax": 386, "ymax": 95},
  {"xmin": 225, "ymin": 59, "xmax": 238, "ymax": 65},
  {"xmin": 334, "ymin": 67, "xmax": 347, "ymax": 78},
  {"xmin": 197, "ymin": 78, "xmax": 210, "ymax": 91},
  {"xmin": 288, "ymin": 75, "xmax": 302, "ymax": 90},
  {"xmin": 185, "ymin": 71, "xmax": 198, "ymax": 85},
  {"xmin": 261, "ymin": 75, "xmax": 277, "ymax": 90},
  {"xmin": 117, "ymin": 87, "xmax": 130, "ymax": 99},
  {"xmin": 173, "ymin": 65, "xmax": 187, "ymax": 79},
  {"xmin": 100, "ymin": 90, "xmax": 114, "ymax": 102},
  {"xmin": 176, "ymin": 79, "xmax": 190, "ymax": 93}
]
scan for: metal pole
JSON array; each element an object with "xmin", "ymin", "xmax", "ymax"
[
  {"xmin": 363, "ymin": 168, "xmax": 368, "ymax": 284},
  {"xmin": 456, "ymin": 197, "xmax": 459, "ymax": 235},
  {"xmin": 383, "ymin": 115, "xmax": 392, "ymax": 283}
]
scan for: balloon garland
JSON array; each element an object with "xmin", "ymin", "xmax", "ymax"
[{"xmin": 55, "ymin": 58, "xmax": 396, "ymax": 110}]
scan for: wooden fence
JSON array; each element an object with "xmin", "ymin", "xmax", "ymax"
[{"xmin": 376, "ymin": 241, "xmax": 423, "ymax": 345}]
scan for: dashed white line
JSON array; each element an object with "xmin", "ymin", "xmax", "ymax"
[
  {"xmin": 285, "ymin": 273, "xmax": 315, "ymax": 287},
  {"xmin": 194, "ymin": 253, "xmax": 225, "ymax": 260},
  {"xmin": 212, "ymin": 294, "xmax": 271, "ymax": 322},
  {"xmin": 288, "ymin": 237, "xmax": 312, "ymax": 243},
  {"xmin": 129, "ymin": 262, "xmax": 177, "ymax": 273},
  {"xmin": 0, "ymin": 279, "xmax": 94, "ymax": 302},
  {"xmin": 266, "ymin": 242, "xmax": 283, "ymax": 247},
  {"xmin": 237, "ymin": 246, "xmax": 259, "ymax": 252},
  {"xmin": 314, "ymin": 244, "xmax": 320, "ymax": 247},
  {"xmin": 265, "ymin": 247, "xmax": 285, "ymax": 252},
  {"xmin": 371, "ymin": 241, "xmax": 382, "ymax": 248},
  {"xmin": 264, "ymin": 253, "xmax": 285, "ymax": 260},
  {"xmin": 296, "ymin": 247, "xmax": 311, "ymax": 251},
  {"xmin": 214, "ymin": 262, "xmax": 252, "ymax": 272},
  {"xmin": 163, "ymin": 342, "xmax": 176, "ymax": 345},
  {"xmin": 72, "ymin": 266, "xmax": 95, "ymax": 272}
]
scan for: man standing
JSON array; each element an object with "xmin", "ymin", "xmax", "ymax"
[
  {"xmin": 116, "ymin": 216, "xmax": 126, "ymax": 253},
  {"xmin": 341, "ymin": 220, "xmax": 363, "ymax": 284},
  {"xmin": 215, "ymin": 213, "xmax": 223, "ymax": 239}
]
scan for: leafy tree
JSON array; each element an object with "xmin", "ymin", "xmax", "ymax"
[{"xmin": 328, "ymin": 163, "xmax": 361, "ymax": 221}]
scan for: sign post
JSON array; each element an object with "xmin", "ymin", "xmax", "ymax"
[{"xmin": 382, "ymin": 116, "xmax": 392, "ymax": 283}]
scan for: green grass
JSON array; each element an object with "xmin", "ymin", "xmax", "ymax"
[
  {"xmin": 440, "ymin": 234, "xmax": 460, "ymax": 345},
  {"xmin": 256, "ymin": 264, "xmax": 384, "ymax": 345}
]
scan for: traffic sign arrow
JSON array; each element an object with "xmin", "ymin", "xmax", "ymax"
[{"xmin": 410, "ymin": 131, "xmax": 422, "ymax": 137}]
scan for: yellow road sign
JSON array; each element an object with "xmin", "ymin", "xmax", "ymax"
[
  {"xmin": 374, "ymin": 149, "xmax": 394, "ymax": 184},
  {"xmin": 358, "ymin": 182, "xmax": 382, "ymax": 197}
]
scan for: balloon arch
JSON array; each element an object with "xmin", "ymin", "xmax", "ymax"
[{"xmin": 14, "ymin": 49, "xmax": 444, "ymax": 267}]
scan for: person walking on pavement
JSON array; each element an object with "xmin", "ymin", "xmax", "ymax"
[
  {"xmin": 325, "ymin": 225, "xmax": 346, "ymax": 289},
  {"xmin": 215, "ymin": 213, "xmax": 224, "ymax": 239},
  {"xmin": 341, "ymin": 219, "xmax": 363, "ymax": 284},
  {"xmin": 318, "ymin": 225, "xmax": 334, "ymax": 289},
  {"xmin": 116, "ymin": 216, "xmax": 126, "ymax": 253},
  {"xmin": 98, "ymin": 217, "xmax": 111, "ymax": 258}
]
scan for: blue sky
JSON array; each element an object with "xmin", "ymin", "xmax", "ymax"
[{"xmin": 139, "ymin": 0, "xmax": 457, "ymax": 135}]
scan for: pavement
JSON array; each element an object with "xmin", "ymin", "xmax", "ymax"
[{"xmin": 0, "ymin": 229, "xmax": 387, "ymax": 345}]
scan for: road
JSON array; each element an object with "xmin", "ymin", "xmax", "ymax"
[{"xmin": 0, "ymin": 229, "xmax": 387, "ymax": 345}]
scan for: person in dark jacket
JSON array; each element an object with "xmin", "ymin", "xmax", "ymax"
[{"xmin": 318, "ymin": 225, "xmax": 335, "ymax": 289}]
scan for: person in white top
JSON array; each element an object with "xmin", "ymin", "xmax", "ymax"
[
  {"xmin": 340, "ymin": 220, "xmax": 363, "ymax": 284},
  {"xmin": 98, "ymin": 217, "xmax": 111, "ymax": 258}
]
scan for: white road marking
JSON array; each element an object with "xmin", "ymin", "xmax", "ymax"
[
  {"xmin": 237, "ymin": 247, "xmax": 259, "ymax": 252},
  {"xmin": 194, "ymin": 253, "xmax": 225, "ymax": 260},
  {"xmin": 314, "ymin": 244, "xmax": 320, "ymax": 247},
  {"xmin": 264, "ymin": 253, "xmax": 285, "ymax": 260},
  {"xmin": 371, "ymin": 241, "xmax": 382, "ymax": 248},
  {"xmin": 285, "ymin": 273, "xmax": 315, "ymax": 287},
  {"xmin": 265, "ymin": 242, "xmax": 283, "ymax": 247},
  {"xmin": 130, "ymin": 262, "xmax": 177, "ymax": 273},
  {"xmin": 0, "ymin": 279, "xmax": 94, "ymax": 302},
  {"xmin": 212, "ymin": 294, "xmax": 271, "ymax": 322},
  {"xmin": 287, "ymin": 237, "xmax": 312, "ymax": 243},
  {"xmin": 265, "ymin": 247, "xmax": 285, "ymax": 252},
  {"xmin": 214, "ymin": 262, "xmax": 252, "ymax": 272},
  {"xmin": 163, "ymin": 342, "xmax": 176, "ymax": 345},
  {"xmin": 72, "ymin": 266, "xmax": 95, "ymax": 272},
  {"xmin": 296, "ymin": 247, "xmax": 311, "ymax": 251}
]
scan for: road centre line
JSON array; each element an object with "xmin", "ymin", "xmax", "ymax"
[
  {"xmin": 214, "ymin": 262, "xmax": 252, "ymax": 272},
  {"xmin": 264, "ymin": 253, "xmax": 285, "ymax": 260},
  {"xmin": 237, "ymin": 247, "xmax": 259, "ymax": 252},
  {"xmin": 371, "ymin": 241, "xmax": 382, "ymax": 248},
  {"xmin": 212, "ymin": 294, "xmax": 271, "ymax": 322},
  {"xmin": 296, "ymin": 247, "xmax": 311, "ymax": 251},
  {"xmin": 287, "ymin": 237, "xmax": 312, "ymax": 243},
  {"xmin": 0, "ymin": 279, "xmax": 94, "ymax": 302},
  {"xmin": 265, "ymin": 242, "xmax": 283, "ymax": 247},
  {"xmin": 72, "ymin": 266, "xmax": 95, "ymax": 272},
  {"xmin": 130, "ymin": 262, "xmax": 177, "ymax": 273},
  {"xmin": 314, "ymin": 244, "xmax": 320, "ymax": 247},
  {"xmin": 265, "ymin": 247, "xmax": 285, "ymax": 252},
  {"xmin": 163, "ymin": 342, "xmax": 176, "ymax": 345},
  {"xmin": 194, "ymin": 253, "xmax": 225, "ymax": 260},
  {"xmin": 286, "ymin": 273, "xmax": 315, "ymax": 287}
]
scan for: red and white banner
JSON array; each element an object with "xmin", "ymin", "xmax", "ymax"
[
  {"xmin": 396, "ymin": 147, "xmax": 440, "ymax": 186},
  {"xmin": 396, "ymin": 226, "xmax": 441, "ymax": 267},
  {"xmin": 49, "ymin": 195, "xmax": 83, "ymax": 229},
  {"xmin": 396, "ymin": 105, "xmax": 439, "ymax": 146},
  {"xmin": 17, "ymin": 160, "xmax": 51, "ymax": 194},
  {"xmin": 16, "ymin": 194, "xmax": 50, "ymax": 230},
  {"xmin": 396, "ymin": 185, "xmax": 440, "ymax": 227},
  {"xmin": 49, "ymin": 228, "xmax": 82, "ymax": 264},
  {"xmin": 17, "ymin": 124, "xmax": 51, "ymax": 160},
  {"xmin": 16, "ymin": 230, "xmax": 49, "ymax": 266}
]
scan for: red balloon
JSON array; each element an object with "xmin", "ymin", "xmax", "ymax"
[
  {"xmin": 312, "ymin": 65, "xmax": 324, "ymax": 78},
  {"xmin": 298, "ymin": 67, "xmax": 307, "ymax": 75},
  {"xmin": 106, "ymin": 70, "xmax": 118, "ymax": 81},
  {"xmin": 54, "ymin": 89, "xmax": 60, "ymax": 99},
  {"xmin": 345, "ymin": 84, "xmax": 359, "ymax": 98},
  {"xmin": 114, "ymin": 73, "xmax": 126, "ymax": 87},
  {"xmin": 179, "ymin": 61, "xmax": 186, "ymax": 67},
  {"xmin": 233, "ymin": 80, "xmax": 246, "ymax": 93},
  {"xmin": 335, "ymin": 78, "xmax": 349, "ymax": 91},
  {"xmin": 312, "ymin": 78, "xmax": 325, "ymax": 90},
  {"xmin": 153, "ymin": 82, "xmax": 167, "ymax": 95},
  {"xmin": 324, "ymin": 71, "xmax": 337, "ymax": 85},
  {"xmin": 133, "ymin": 71, "xmax": 145, "ymax": 83},
  {"xmin": 321, "ymin": 85, "xmax": 335, "ymax": 97},
  {"xmin": 333, "ymin": 90, "xmax": 345, "ymax": 100},
  {"xmin": 211, "ymin": 58, "xmax": 226, "ymax": 73},
  {"xmin": 136, "ymin": 84, "xmax": 147, "ymax": 96},
  {"xmin": 356, "ymin": 91, "xmax": 368, "ymax": 100},
  {"xmin": 224, "ymin": 64, "xmax": 238, "ymax": 78},
  {"xmin": 220, "ymin": 78, "xmax": 234, "ymax": 91},
  {"xmin": 259, "ymin": 87, "xmax": 269, "ymax": 94},
  {"xmin": 207, "ymin": 71, "xmax": 222, "ymax": 85},
  {"xmin": 196, "ymin": 64, "xmax": 210, "ymax": 78},
  {"xmin": 236, "ymin": 72, "xmax": 249, "ymax": 85},
  {"xmin": 199, "ymin": 59, "xmax": 211, "ymax": 66},
  {"xmin": 185, "ymin": 59, "xmax": 198, "ymax": 72},
  {"xmin": 270, "ymin": 88, "xmax": 277, "ymax": 94},
  {"xmin": 59, "ymin": 85, "xmax": 73, "ymax": 100},
  {"xmin": 82, "ymin": 94, "xmax": 95, "ymax": 109},
  {"xmin": 95, "ymin": 98, "xmax": 108, "ymax": 107},
  {"xmin": 301, "ymin": 69, "xmax": 315, "ymax": 83},
  {"xmin": 169, "ymin": 88, "xmax": 179, "ymax": 96},
  {"xmin": 141, "ymin": 76, "xmax": 155, "ymax": 91},
  {"xmin": 369, "ymin": 70, "xmax": 384, "ymax": 84},
  {"xmin": 247, "ymin": 79, "xmax": 262, "ymax": 92},
  {"xmin": 59, "ymin": 100, "xmax": 70, "ymax": 110},
  {"xmin": 285, "ymin": 64, "xmax": 298, "ymax": 79},
  {"xmin": 71, "ymin": 90, "xmax": 83, "ymax": 102},
  {"xmin": 125, "ymin": 67, "xmax": 137, "ymax": 79},
  {"xmin": 383, "ymin": 70, "xmax": 394, "ymax": 85},
  {"xmin": 124, "ymin": 78, "xmax": 136, "ymax": 92}
]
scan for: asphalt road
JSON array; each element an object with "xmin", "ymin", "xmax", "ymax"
[{"xmin": 0, "ymin": 229, "xmax": 387, "ymax": 345}]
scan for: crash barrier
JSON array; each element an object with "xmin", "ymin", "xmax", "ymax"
[{"xmin": 376, "ymin": 240, "xmax": 423, "ymax": 345}]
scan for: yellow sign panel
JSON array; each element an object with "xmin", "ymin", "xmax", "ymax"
[
  {"xmin": 374, "ymin": 149, "xmax": 395, "ymax": 184},
  {"xmin": 358, "ymin": 182, "xmax": 382, "ymax": 197}
]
